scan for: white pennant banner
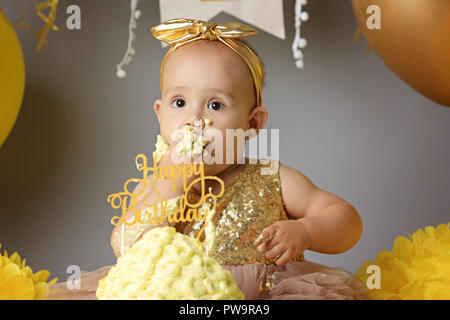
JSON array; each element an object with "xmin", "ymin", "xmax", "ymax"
[{"xmin": 158, "ymin": 0, "xmax": 286, "ymax": 48}]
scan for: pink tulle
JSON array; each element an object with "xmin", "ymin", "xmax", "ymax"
[
  {"xmin": 222, "ymin": 260, "xmax": 369, "ymax": 300},
  {"xmin": 46, "ymin": 260, "xmax": 369, "ymax": 300}
]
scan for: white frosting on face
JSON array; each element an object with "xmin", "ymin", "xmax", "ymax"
[
  {"xmin": 152, "ymin": 134, "xmax": 170, "ymax": 164},
  {"xmin": 175, "ymin": 119, "xmax": 212, "ymax": 158},
  {"xmin": 152, "ymin": 118, "xmax": 213, "ymax": 164},
  {"xmin": 96, "ymin": 226, "xmax": 244, "ymax": 300}
]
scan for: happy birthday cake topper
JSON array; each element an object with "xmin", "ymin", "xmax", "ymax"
[{"xmin": 107, "ymin": 153, "xmax": 224, "ymax": 247}]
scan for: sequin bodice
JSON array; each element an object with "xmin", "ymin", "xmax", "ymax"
[{"xmin": 177, "ymin": 159, "xmax": 304, "ymax": 266}]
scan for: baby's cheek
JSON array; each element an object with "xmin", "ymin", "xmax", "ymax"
[
  {"xmin": 158, "ymin": 112, "xmax": 177, "ymax": 139},
  {"xmin": 217, "ymin": 135, "xmax": 244, "ymax": 163},
  {"xmin": 159, "ymin": 126, "xmax": 177, "ymax": 144}
]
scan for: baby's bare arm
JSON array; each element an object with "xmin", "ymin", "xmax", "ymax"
[{"xmin": 279, "ymin": 164, "xmax": 363, "ymax": 254}]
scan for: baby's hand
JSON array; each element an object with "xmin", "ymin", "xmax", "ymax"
[{"xmin": 253, "ymin": 220, "xmax": 311, "ymax": 267}]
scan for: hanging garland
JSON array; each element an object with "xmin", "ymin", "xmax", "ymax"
[
  {"xmin": 292, "ymin": 0, "xmax": 309, "ymax": 69},
  {"xmin": 116, "ymin": 0, "xmax": 142, "ymax": 79}
]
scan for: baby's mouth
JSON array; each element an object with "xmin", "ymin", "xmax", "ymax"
[
  {"xmin": 176, "ymin": 118, "xmax": 212, "ymax": 158},
  {"xmin": 152, "ymin": 118, "xmax": 213, "ymax": 164}
]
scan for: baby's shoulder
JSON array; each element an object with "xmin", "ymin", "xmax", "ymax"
[
  {"xmin": 277, "ymin": 163, "xmax": 320, "ymax": 218},
  {"xmin": 278, "ymin": 163, "xmax": 318, "ymax": 195},
  {"xmin": 250, "ymin": 159, "xmax": 312, "ymax": 188}
]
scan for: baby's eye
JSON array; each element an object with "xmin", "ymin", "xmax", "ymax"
[
  {"xmin": 208, "ymin": 101, "xmax": 224, "ymax": 111},
  {"xmin": 171, "ymin": 98, "xmax": 186, "ymax": 108}
]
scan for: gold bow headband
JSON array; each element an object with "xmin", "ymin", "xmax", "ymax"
[{"xmin": 150, "ymin": 18, "xmax": 264, "ymax": 107}]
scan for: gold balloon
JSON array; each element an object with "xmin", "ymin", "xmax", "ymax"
[
  {"xmin": 0, "ymin": 7, "xmax": 25, "ymax": 148},
  {"xmin": 351, "ymin": 0, "xmax": 450, "ymax": 107}
]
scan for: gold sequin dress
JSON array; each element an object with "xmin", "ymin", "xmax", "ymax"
[
  {"xmin": 177, "ymin": 158, "xmax": 304, "ymax": 265},
  {"xmin": 46, "ymin": 158, "xmax": 369, "ymax": 300}
]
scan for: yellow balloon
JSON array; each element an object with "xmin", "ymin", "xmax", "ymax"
[
  {"xmin": 0, "ymin": 7, "xmax": 25, "ymax": 148},
  {"xmin": 351, "ymin": 0, "xmax": 450, "ymax": 107}
]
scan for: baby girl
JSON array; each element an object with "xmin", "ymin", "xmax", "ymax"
[
  {"xmin": 108, "ymin": 18, "xmax": 367, "ymax": 300},
  {"xmin": 48, "ymin": 18, "xmax": 368, "ymax": 300}
]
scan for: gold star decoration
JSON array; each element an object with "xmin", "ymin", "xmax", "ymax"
[
  {"xmin": 5, "ymin": 0, "xmax": 61, "ymax": 51},
  {"xmin": 34, "ymin": 0, "xmax": 59, "ymax": 51}
]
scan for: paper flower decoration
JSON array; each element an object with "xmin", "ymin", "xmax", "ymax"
[
  {"xmin": 0, "ymin": 244, "xmax": 58, "ymax": 299},
  {"xmin": 355, "ymin": 223, "xmax": 450, "ymax": 300}
]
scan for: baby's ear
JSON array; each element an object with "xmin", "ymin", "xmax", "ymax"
[
  {"xmin": 248, "ymin": 106, "xmax": 268, "ymax": 134},
  {"xmin": 153, "ymin": 99, "xmax": 162, "ymax": 123}
]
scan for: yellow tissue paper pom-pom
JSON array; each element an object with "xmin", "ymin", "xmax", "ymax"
[
  {"xmin": 0, "ymin": 244, "xmax": 58, "ymax": 300},
  {"xmin": 96, "ymin": 226, "xmax": 245, "ymax": 300},
  {"xmin": 355, "ymin": 223, "xmax": 450, "ymax": 300}
]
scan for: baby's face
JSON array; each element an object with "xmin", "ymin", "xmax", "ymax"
[{"xmin": 154, "ymin": 40, "xmax": 267, "ymax": 164}]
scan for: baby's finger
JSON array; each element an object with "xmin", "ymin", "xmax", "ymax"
[
  {"xmin": 254, "ymin": 227, "xmax": 276, "ymax": 247},
  {"xmin": 257, "ymin": 233, "xmax": 280, "ymax": 253},
  {"xmin": 256, "ymin": 235, "xmax": 278, "ymax": 254},
  {"xmin": 275, "ymin": 248, "xmax": 293, "ymax": 267},
  {"xmin": 264, "ymin": 244, "xmax": 285, "ymax": 260}
]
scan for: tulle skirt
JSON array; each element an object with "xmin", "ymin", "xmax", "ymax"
[{"xmin": 46, "ymin": 260, "xmax": 370, "ymax": 300}]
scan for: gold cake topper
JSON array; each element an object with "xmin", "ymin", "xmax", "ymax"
[{"xmin": 107, "ymin": 154, "xmax": 224, "ymax": 246}]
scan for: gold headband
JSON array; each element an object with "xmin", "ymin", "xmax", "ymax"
[{"xmin": 150, "ymin": 18, "xmax": 264, "ymax": 107}]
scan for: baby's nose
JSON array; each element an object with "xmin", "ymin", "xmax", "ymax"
[{"xmin": 185, "ymin": 118, "xmax": 203, "ymax": 129}]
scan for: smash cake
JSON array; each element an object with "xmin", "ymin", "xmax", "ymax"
[
  {"xmin": 97, "ymin": 227, "xmax": 244, "ymax": 299},
  {"xmin": 97, "ymin": 118, "xmax": 245, "ymax": 299}
]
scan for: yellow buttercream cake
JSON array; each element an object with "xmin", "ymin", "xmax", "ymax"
[{"xmin": 97, "ymin": 226, "xmax": 244, "ymax": 300}]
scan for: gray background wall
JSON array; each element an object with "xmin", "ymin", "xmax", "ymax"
[{"xmin": 1, "ymin": 0, "xmax": 449, "ymax": 282}]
